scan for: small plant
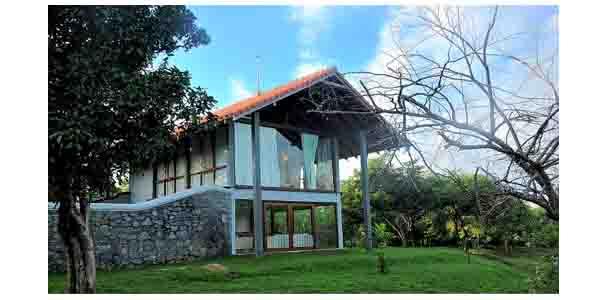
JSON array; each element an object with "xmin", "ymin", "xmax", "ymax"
[
  {"xmin": 528, "ymin": 252, "xmax": 559, "ymax": 293},
  {"xmin": 344, "ymin": 240, "xmax": 353, "ymax": 248},
  {"xmin": 374, "ymin": 223, "xmax": 394, "ymax": 248},
  {"xmin": 376, "ymin": 251, "xmax": 387, "ymax": 273}
]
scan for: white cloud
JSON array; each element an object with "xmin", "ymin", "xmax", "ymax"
[
  {"xmin": 355, "ymin": 6, "xmax": 559, "ymax": 176},
  {"xmin": 230, "ymin": 78, "xmax": 253, "ymax": 101},
  {"xmin": 294, "ymin": 62, "xmax": 330, "ymax": 78},
  {"xmin": 289, "ymin": 6, "xmax": 333, "ymax": 78},
  {"xmin": 290, "ymin": 5, "xmax": 330, "ymax": 46}
]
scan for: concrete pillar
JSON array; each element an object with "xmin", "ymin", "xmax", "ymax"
[
  {"xmin": 359, "ymin": 130, "xmax": 372, "ymax": 250},
  {"xmin": 251, "ymin": 112, "xmax": 264, "ymax": 256},
  {"xmin": 332, "ymin": 137, "xmax": 343, "ymax": 248},
  {"xmin": 231, "ymin": 197, "xmax": 236, "ymax": 255}
]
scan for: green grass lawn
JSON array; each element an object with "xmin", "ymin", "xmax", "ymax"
[{"xmin": 48, "ymin": 247, "xmax": 539, "ymax": 293}]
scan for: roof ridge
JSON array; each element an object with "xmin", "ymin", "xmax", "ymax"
[{"xmin": 210, "ymin": 66, "xmax": 338, "ymax": 120}]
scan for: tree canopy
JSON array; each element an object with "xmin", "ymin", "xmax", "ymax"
[
  {"xmin": 341, "ymin": 156, "xmax": 556, "ymax": 250},
  {"xmin": 48, "ymin": 6, "xmax": 215, "ymax": 293}
]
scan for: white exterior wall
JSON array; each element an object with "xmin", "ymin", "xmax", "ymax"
[
  {"xmin": 130, "ymin": 127, "xmax": 231, "ymax": 203},
  {"xmin": 190, "ymin": 133, "xmax": 214, "ymax": 186},
  {"xmin": 232, "ymin": 189, "xmax": 340, "ymax": 203},
  {"xmin": 130, "ymin": 166, "xmax": 154, "ymax": 203},
  {"xmin": 175, "ymin": 149, "xmax": 187, "ymax": 192},
  {"xmin": 215, "ymin": 127, "xmax": 229, "ymax": 186}
]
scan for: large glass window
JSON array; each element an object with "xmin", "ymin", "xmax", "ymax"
[
  {"xmin": 276, "ymin": 129, "xmax": 304, "ymax": 189},
  {"xmin": 314, "ymin": 205, "xmax": 337, "ymax": 249},
  {"xmin": 234, "ymin": 123, "xmax": 253, "ymax": 186},
  {"xmin": 234, "ymin": 122, "xmax": 334, "ymax": 191},
  {"xmin": 316, "ymin": 138, "xmax": 334, "ymax": 191}
]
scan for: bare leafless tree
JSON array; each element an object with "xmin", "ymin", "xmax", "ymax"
[{"xmin": 308, "ymin": 6, "xmax": 559, "ymax": 220}]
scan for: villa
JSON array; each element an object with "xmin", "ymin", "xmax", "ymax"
[{"xmin": 126, "ymin": 67, "xmax": 397, "ymax": 255}]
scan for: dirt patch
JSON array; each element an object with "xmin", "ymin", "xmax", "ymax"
[{"xmin": 203, "ymin": 263, "xmax": 227, "ymax": 272}]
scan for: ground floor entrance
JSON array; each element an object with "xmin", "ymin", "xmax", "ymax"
[{"xmin": 235, "ymin": 200, "xmax": 338, "ymax": 253}]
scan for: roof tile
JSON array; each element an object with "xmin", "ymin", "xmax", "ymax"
[{"xmin": 211, "ymin": 67, "xmax": 337, "ymax": 120}]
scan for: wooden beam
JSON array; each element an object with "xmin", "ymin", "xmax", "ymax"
[
  {"xmin": 311, "ymin": 205, "xmax": 316, "ymax": 249},
  {"xmin": 185, "ymin": 137, "xmax": 191, "ymax": 189},
  {"xmin": 359, "ymin": 129, "xmax": 373, "ymax": 250},
  {"xmin": 163, "ymin": 163, "xmax": 167, "ymax": 196},
  {"xmin": 322, "ymin": 79, "xmax": 352, "ymax": 91},
  {"xmin": 237, "ymin": 118, "xmax": 331, "ymax": 137},
  {"xmin": 152, "ymin": 164, "xmax": 158, "ymax": 199},
  {"xmin": 332, "ymin": 137, "xmax": 340, "ymax": 193},
  {"xmin": 173, "ymin": 153, "xmax": 177, "ymax": 193},
  {"xmin": 251, "ymin": 112, "xmax": 265, "ymax": 256},
  {"xmin": 211, "ymin": 129, "xmax": 217, "ymax": 183},
  {"xmin": 287, "ymin": 205, "xmax": 293, "ymax": 249}
]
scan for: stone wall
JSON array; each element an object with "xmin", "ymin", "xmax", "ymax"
[{"xmin": 48, "ymin": 186, "xmax": 232, "ymax": 272}]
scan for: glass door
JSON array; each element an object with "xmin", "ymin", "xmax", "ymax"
[
  {"xmin": 264, "ymin": 203, "xmax": 317, "ymax": 251},
  {"xmin": 292, "ymin": 206, "xmax": 315, "ymax": 248},
  {"xmin": 265, "ymin": 204, "xmax": 290, "ymax": 249}
]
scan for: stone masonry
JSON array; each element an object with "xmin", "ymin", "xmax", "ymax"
[{"xmin": 48, "ymin": 186, "xmax": 232, "ymax": 272}]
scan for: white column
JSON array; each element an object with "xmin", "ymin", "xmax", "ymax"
[
  {"xmin": 251, "ymin": 112, "xmax": 264, "ymax": 256},
  {"xmin": 231, "ymin": 197, "xmax": 236, "ymax": 255},
  {"xmin": 332, "ymin": 137, "xmax": 343, "ymax": 248},
  {"xmin": 336, "ymin": 194, "xmax": 344, "ymax": 249},
  {"xmin": 359, "ymin": 129, "xmax": 372, "ymax": 250}
]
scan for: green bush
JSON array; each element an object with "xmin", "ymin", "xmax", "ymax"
[
  {"xmin": 528, "ymin": 252, "xmax": 558, "ymax": 293},
  {"xmin": 529, "ymin": 223, "xmax": 559, "ymax": 248},
  {"xmin": 344, "ymin": 240, "xmax": 354, "ymax": 248},
  {"xmin": 374, "ymin": 223, "xmax": 394, "ymax": 248}
]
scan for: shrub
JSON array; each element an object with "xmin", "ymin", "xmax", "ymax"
[
  {"xmin": 528, "ymin": 252, "xmax": 559, "ymax": 293},
  {"xmin": 374, "ymin": 223, "xmax": 394, "ymax": 248},
  {"xmin": 344, "ymin": 240, "xmax": 354, "ymax": 248},
  {"xmin": 529, "ymin": 223, "xmax": 559, "ymax": 248}
]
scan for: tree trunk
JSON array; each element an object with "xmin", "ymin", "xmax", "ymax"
[
  {"xmin": 56, "ymin": 180, "xmax": 97, "ymax": 293},
  {"xmin": 464, "ymin": 238, "xmax": 471, "ymax": 264},
  {"xmin": 503, "ymin": 239, "xmax": 510, "ymax": 256}
]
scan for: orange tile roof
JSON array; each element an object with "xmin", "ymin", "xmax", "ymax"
[{"xmin": 211, "ymin": 67, "xmax": 338, "ymax": 121}]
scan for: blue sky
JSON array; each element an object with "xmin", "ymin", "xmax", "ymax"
[
  {"xmin": 165, "ymin": 6, "xmax": 389, "ymax": 108},
  {"xmin": 162, "ymin": 5, "xmax": 558, "ymax": 178},
  {"xmin": 163, "ymin": 5, "xmax": 556, "ymax": 111}
]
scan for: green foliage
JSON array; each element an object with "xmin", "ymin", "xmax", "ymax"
[
  {"xmin": 342, "ymin": 156, "xmax": 437, "ymax": 246},
  {"xmin": 340, "ymin": 156, "xmax": 558, "ymax": 251},
  {"xmin": 528, "ymin": 252, "xmax": 559, "ymax": 293},
  {"xmin": 527, "ymin": 209, "xmax": 559, "ymax": 248},
  {"xmin": 484, "ymin": 203, "xmax": 558, "ymax": 249},
  {"xmin": 49, "ymin": 7, "xmax": 216, "ymax": 291},
  {"xmin": 373, "ymin": 223, "xmax": 394, "ymax": 248},
  {"xmin": 49, "ymin": 5, "xmax": 215, "ymax": 197}
]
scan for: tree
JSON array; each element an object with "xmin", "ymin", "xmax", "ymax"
[
  {"xmin": 429, "ymin": 173, "xmax": 482, "ymax": 250},
  {"xmin": 48, "ymin": 6, "xmax": 215, "ymax": 293},
  {"xmin": 485, "ymin": 200, "xmax": 534, "ymax": 254},
  {"xmin": 309, "ymin": 6, "xmax": 559, "ymax": 220},
  {"xmin": 372, "ymin": 160, "xmax": 436, "ymax": 247},
  {"xmin": 342, "ymin": 157, "xmax": 435, "ymax": 247}
]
